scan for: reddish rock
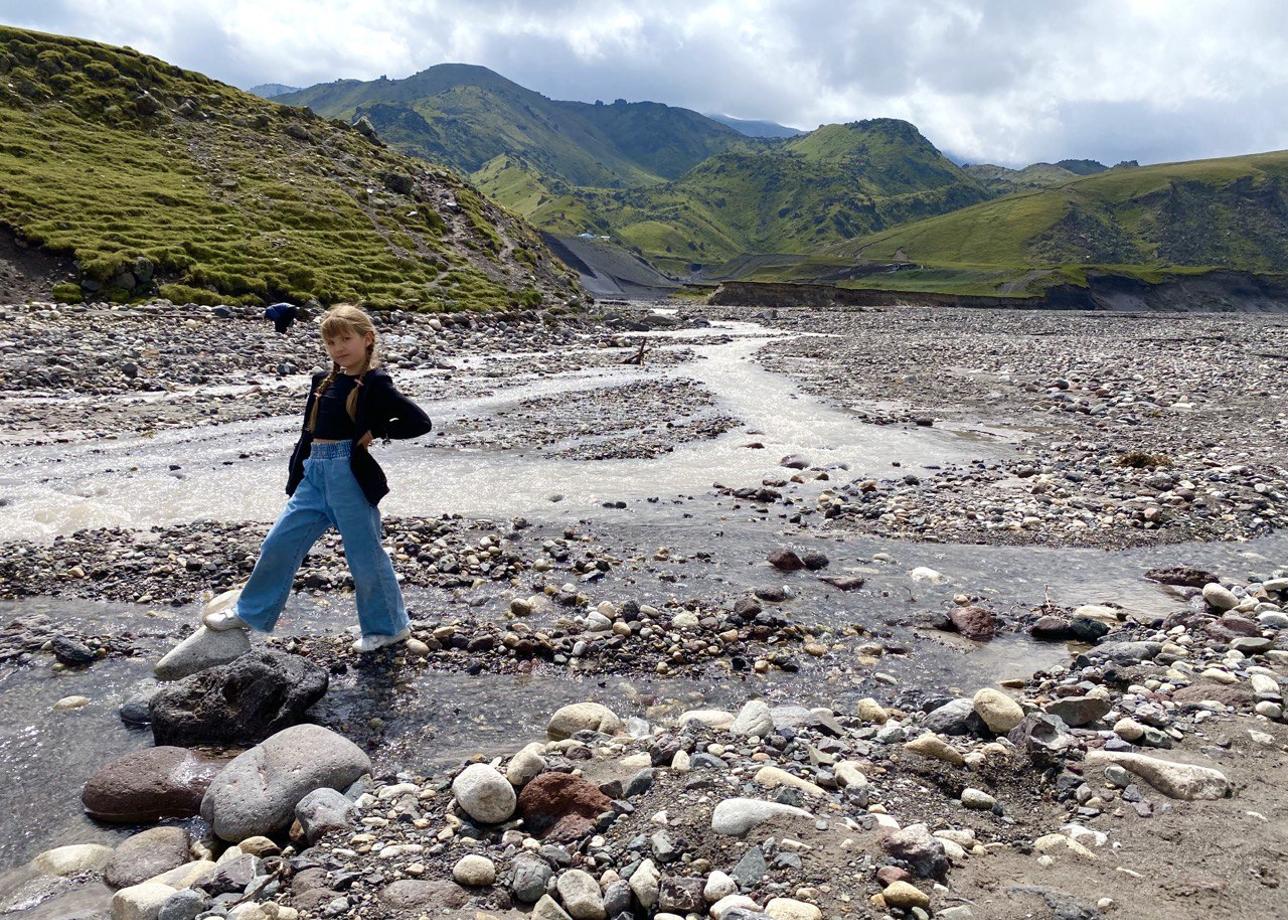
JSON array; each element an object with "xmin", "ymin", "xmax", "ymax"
[
  {"xmin": 1218, "ymin": 614, "xmax": 1262, "ymax": 638},
  {"xmin": 544, "ymin": 814, "xmax": 597, "ymax": 844},
  {"xmin": 82, "ymin": 746, "xmax": 228, "ymax": 823},
  {"xmin": 948, "ymin": 606, "xmax": 998, "ymax": 642},
  {"xmin": 876, "ymin": 866, "xmax": 913, "ymax": 885},
  {"xmin": 517, "ymin": 772, "xmax": 612, "ymax": 836}
]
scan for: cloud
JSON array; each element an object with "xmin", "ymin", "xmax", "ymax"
[{"xmin": 3, "ymin": 0, "xmax": 1287, "ymax": 165}]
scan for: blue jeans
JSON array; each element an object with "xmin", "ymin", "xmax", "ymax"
[{"xmin": 236, "ymin": 440, "xmax": 409, "ymax": 637}]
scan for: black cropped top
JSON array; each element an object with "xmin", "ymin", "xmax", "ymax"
[{"xmin": 312, "ymin": 373, "xmax": 361, "ymax": 439}]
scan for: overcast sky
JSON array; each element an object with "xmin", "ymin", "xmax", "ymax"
[{"xmin": 5, "ymin": 0, "xmax": 1288, "ymax": 167}]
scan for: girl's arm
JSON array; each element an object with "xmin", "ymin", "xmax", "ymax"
[{"xmin": 368, "ymin": 375, "xmax": 432, "ymax": 440}]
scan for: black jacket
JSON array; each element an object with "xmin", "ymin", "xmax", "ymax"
[{"xmin": 286, "ymin": 367, "xmax": 432, "ymax": 506}]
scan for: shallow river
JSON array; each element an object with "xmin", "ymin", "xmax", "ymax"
[{"xmin": 3, "ymin": 316, "xmax": 1285, "ymax": 870}]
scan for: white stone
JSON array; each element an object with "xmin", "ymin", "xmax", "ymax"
[
  {"xmin": 972, "ymin": 688, "xmax": 1023, "ymax": 733},
  {"xmin": 452, "ymin": 854, "xmax": 496, "ymax": 886},
  {"xmin": 31, "ymin": 843, "xmax": 115, "ymax": 876},
  {"xmin": 547, "ymin": 702, "xmax": 623, "ymax": 740},
  {"xmin": 1086, "ymin": 751, "xmax": 1230, "ymax": 800},
  {"xmin": 711, "ymin": 798, "xmax": 812, "ymax": 836},
  {"xmin": 111, "ymin": 882, "xmax": 176, "ymax": 920},
  {"xmin": 730, "ymin": 700, "xmax": 774, "ymax": 737},
  {"xmin": 704, "ymin": 870, "xmax": 737, "ymax": 901},
  {"xmin": 451, "ymin": 764, "xmax": 516, "ymax": 824}
]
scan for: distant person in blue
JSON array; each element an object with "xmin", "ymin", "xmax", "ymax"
[{"xmin": 265, "ymin": 301, "xmax": 299, "ymax": 334}]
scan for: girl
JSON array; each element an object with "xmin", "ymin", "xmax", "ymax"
[{"xmin": 204, "ymin": 304, "xmax": 432, "ymax": 653}]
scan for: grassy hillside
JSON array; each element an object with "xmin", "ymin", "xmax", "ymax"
[
  {"xmin": 0, "ymin": 28, "xmax": 579, "ymax": 309},
  {"xmin": 278, "ymin": 67, "xmax": 748, "ymax": 190},
  {"xmin": 830, "ymin": 150, "xmax": 1288, "ymax": 294},
  {"xmin": 527, "ymin": 119, "xmax": 990, "ymax": 272}
]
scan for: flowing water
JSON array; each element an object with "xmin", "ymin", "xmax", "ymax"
[{"xmin": 3, "ymin": 316, "xmax": 1286, "ymax": 870}]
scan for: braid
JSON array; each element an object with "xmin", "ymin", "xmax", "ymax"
[
  {"xmin": 306, "ymin": 362, "xmax": 342, "ymax": 432},
  {"xmin": 344, "ymin": 342, "xmax": 377, "ymax": 421}
]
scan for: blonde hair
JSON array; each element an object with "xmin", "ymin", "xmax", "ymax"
[{"xmin": 307, "ymin": 304, "xmax": 381, "ymax": 432}]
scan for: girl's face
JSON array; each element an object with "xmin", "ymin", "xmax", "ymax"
[{"xmin": 324, "ymin": 327, "xmax": 374, "ymax": 370}]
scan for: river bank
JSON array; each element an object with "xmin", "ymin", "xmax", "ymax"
[{"xmin": 1, "ymin": 297, "xmax": 1286, "ymax": 920}]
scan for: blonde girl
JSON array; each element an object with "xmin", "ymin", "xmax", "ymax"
[{"xmin": 204, "ymin": 305, "xmax": 431, "ymax": 652}]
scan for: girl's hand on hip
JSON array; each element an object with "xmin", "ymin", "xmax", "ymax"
[{"xmin": 357, "ymin": 431, "xmax": 374, "ymax": 449}]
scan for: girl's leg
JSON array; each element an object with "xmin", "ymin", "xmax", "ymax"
[
  {"xmin": 235, "ymin": 473, "xmax": 331, "ymax": 632},
  {"xmin": 325, "ymin": 464, "xmax": 409, "ymax": 637}
]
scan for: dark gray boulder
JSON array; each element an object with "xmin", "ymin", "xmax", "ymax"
[{"xmin": 149, "ymin": 649, "xmax": 327, "ymax": 746}]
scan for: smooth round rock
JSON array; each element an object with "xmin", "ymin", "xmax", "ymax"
[
  {"xmin": 973, "ymin": 688, "xmax": 1024, "ymax": 733},
  {"xmin": 452, "ymin": 854, "xmax": 496, "ymax": 887},
  {"xmin": 451, "ymin": 763, "xmax": 516, "ymax": 824},
  {"xmin": 199, "ymin": 724, "xmax": 371, "ymax": 842},
  {"xmin": 546, "ymin": 702, "xmax": 623, "ymax": 740}
]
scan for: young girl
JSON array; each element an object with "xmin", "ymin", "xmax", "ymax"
[{"xmin": 204, "ymin": 304, "xmax": 432, "ymax": 652}]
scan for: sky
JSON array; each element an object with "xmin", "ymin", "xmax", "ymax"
[{"xmin": 4, "ymin": 0, "xmax": 1288, "ymax": 167}]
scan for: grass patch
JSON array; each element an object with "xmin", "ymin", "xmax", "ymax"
[{"xmin": 0, "ymin": 26, "xmax": 572, "ymax": 311}]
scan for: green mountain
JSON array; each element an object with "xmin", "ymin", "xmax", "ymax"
[
  {"xmin": 277, "ymin": 66, "xmax": 749, "ymax": 189},
  {"xmin": 526, "ymin": 119, "xmax": 991, "ymax": 272},
  {"xmin": 0, "ymin": 27, "xmax": 578, "ymax": 309},
  {"xmin": 834, "ymin": 149, "xmax": 1288, "ymax": 294}
]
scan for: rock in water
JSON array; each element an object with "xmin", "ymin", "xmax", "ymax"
[
  {"xmin": 1085, "ymin": 751, "xmax": 1230, "ymax": 800},
  {"xmin": 103, "ymin": 827, "xmax": 190, "ymax": 888},
  {"xmin": 82, "ymin": 746, "xmax": 227, "ymax": 823},
  {"xmin": 154, "ymin": 626, "xmax": 250, "ymax": 681},
  {"xmin": 31, "ymin": 844, "xmax": 115, "ymax": 876},
  {"xmin": 546, "ymin": 702, "xmax": 623, "ymax": 740},
  {"xmin": 200, "ymin": 723, "xmax": 371, "ymax": 841},
  {"xmin": 149, "ymin": 649, "xmax": 328, "ymax": 746},
  {"xmin": 948, "ymin": 606, "xmax": 997, "ymax": 641},
  {"xmin": 451, "ymin": 764, "xmax": 516, "ymax": 824}
]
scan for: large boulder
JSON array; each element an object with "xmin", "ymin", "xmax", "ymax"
[
  {"xmin": 517, "ymin": 772, "xmax": 612, "ymax": 837},
  {"xmin": 150, "ymin": 650, "xmax": 328, "ymax": 746},
  {"xmin": 200, "ymin": 724, "xmax": 370, "ymax": 842},
  {"xmin": 104, "ymin": 827, "xmax": 190, "ymax": 888},
  {"xmin": 154, "ymin": 626, "xmax": 250, "ymax": 681},
  {"xmin": 82, "ymin": 746, "xmax": 227, "ymax": 823},
  {"xmin": 546, "ymin": 703, "xmax": 623, "ymax": 740}
]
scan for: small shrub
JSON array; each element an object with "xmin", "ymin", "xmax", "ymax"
[
  {"xmin": 1117, "ymin": 451, "xmax": 1172, "ymax": 469},
  {"xmin": 51, "ymin": 281, "xmax": 82, "ymax": 303}
]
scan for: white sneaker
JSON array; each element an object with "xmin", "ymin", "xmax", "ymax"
[
  {"xmin": 204, "ymin": 609, "xmax": 251, "ymax": 631},
  {"xmin": 202, "ymin": 586, "xmax": 249, "ymax": 631},
  {"xmin": 351, "ymin": 627, "xmax": 411, "ymax": 654}
]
